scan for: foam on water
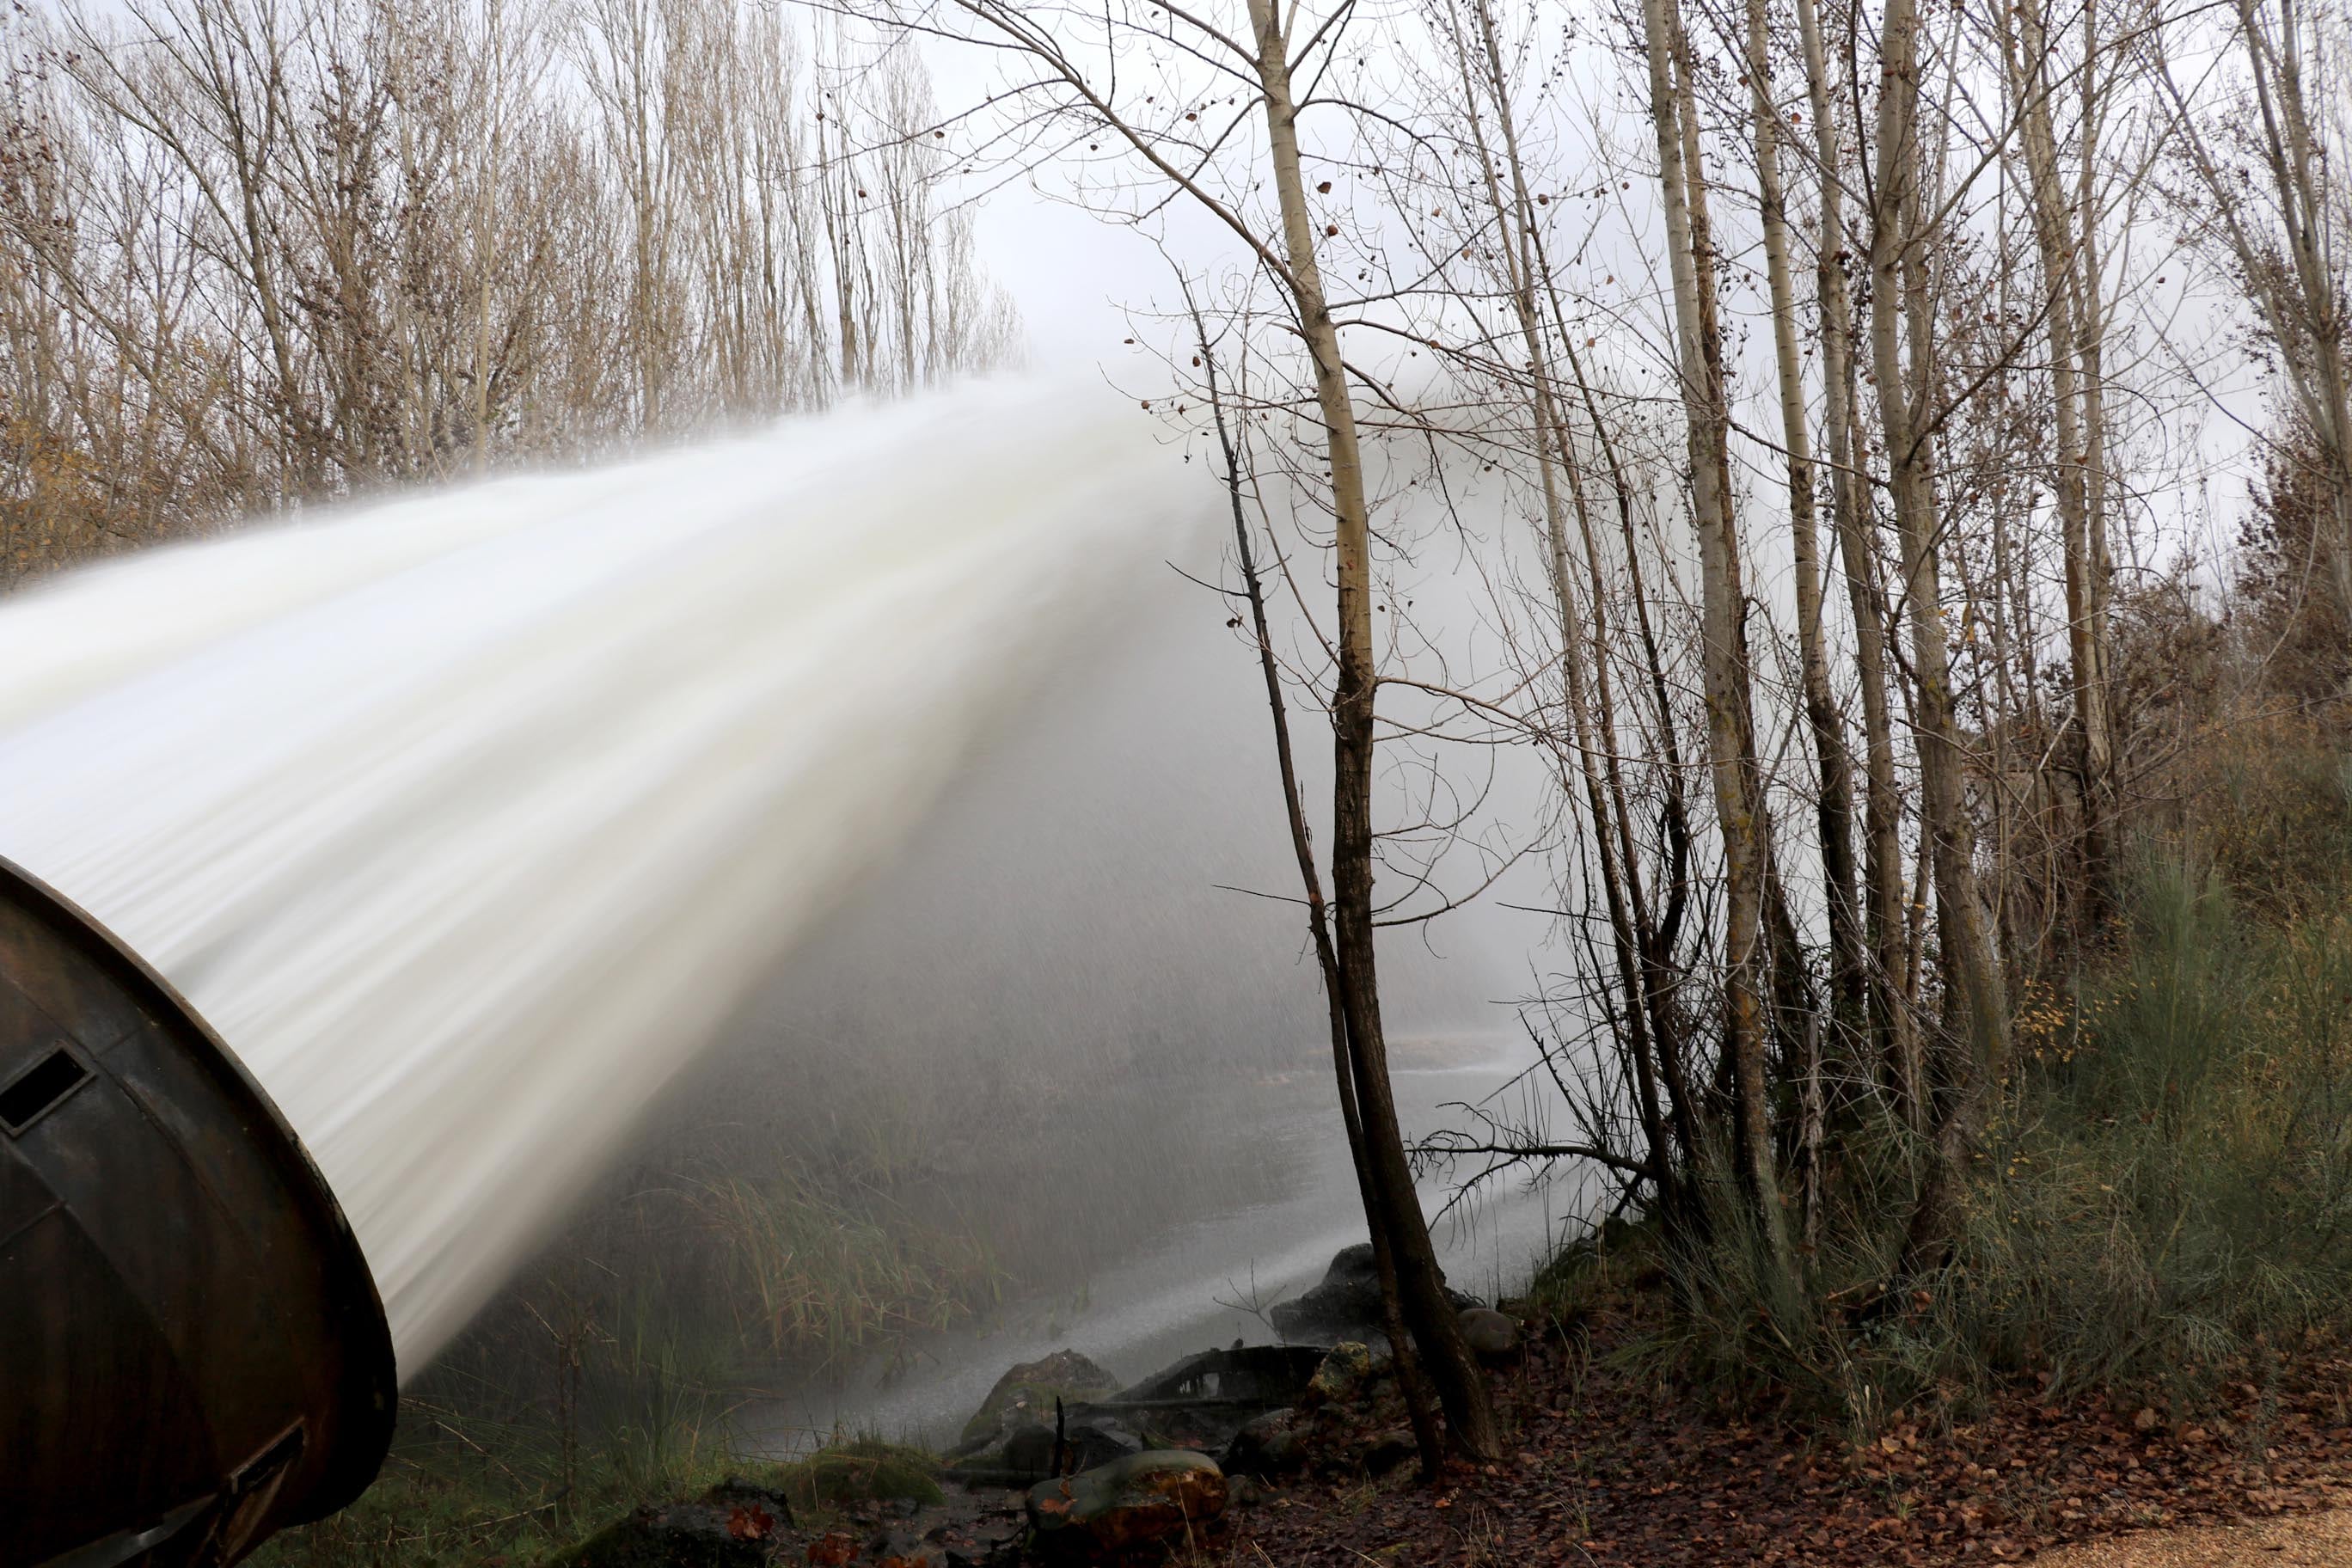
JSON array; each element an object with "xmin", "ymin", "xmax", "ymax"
[{"xmin": 0, "ymin": 377, "xmax": 1194, "ymax": 1375}]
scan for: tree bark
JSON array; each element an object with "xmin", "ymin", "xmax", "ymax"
[
  {"xmin": 1793, "ymin": 0, "xmax": 1915, "ymax": 1127},
  {"xmin": 1867, "ymin": 0, "xmax": 2012, "ymax": 1265},
  {"xmin": 1194, "ymin": 320, "xmax": 1447, "ymax": 1477},
  {"xmin": 1640, "ymin": 0, "xmax": 1789, "ymax": 1266},
  {"xmin": 1745, "ymin": 0, "xmax": 1862, "ymax": 1225},
  {"xmin": 2000, "ymin": 0, "xmax": 2115, "ymax": 928},
  {"xmin": 1244, "ymin": 0, "xmax": 1501, "ymax": 1459}
]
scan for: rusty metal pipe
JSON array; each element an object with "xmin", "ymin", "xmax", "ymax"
[{"xmin": 0, "ymin": 856, "xmax": 395, "ymax": 1567}]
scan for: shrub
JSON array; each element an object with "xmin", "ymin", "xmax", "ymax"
[{"xmin": 1631, "ymin": 836, "xmax": 2352, "ymax": 1431}]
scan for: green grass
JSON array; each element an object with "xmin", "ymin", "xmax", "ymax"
[
  {"xmin": 257, "ymin": 1399, "xmax": 945, "ymax": 1568},
  {"xmin": 250, "ymin": 1393, "xmax": 743, "ymax": 1568}
]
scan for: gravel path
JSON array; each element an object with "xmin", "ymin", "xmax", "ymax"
[{"xmin": 2034, "ymin": 1510, "xmax": 2352, "ymax": 1565}]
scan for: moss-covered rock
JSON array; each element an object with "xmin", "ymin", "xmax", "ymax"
[
  {"xmin": 1026, "ymin": 1450, "xmax": 1227, "ymax": 1554},
  {"xmin": 766, "ymin": 1438, "xmax": 942, "ymax": 1514},
  {"xmin": 1305, "ymin": 1341, "xmax": 1375, "ymax": 1403},
  {"xmin": 951, "ymin": 1349, "xmax": 1120, "ymax": 1455}
]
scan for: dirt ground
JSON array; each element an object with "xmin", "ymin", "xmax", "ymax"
[
  {"xmin": 1221, "ymin": 1295, "xmax": 2352, "ymax": 1567},
  {"xmin": 2032, "ymin": 1510, "xmax": 2352, "ymax": 1566}
]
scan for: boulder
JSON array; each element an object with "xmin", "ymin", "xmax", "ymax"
[
  {"xmin": 552, "ymin": 1483, "xmax": 791, "ymax": 1567},
  {"xmin": 1026, "ymin": 1451, "xmax": 1228, "ymax": 1554},
  {"xmin": 951, "ymin": 1349, "xmax": 1121, "ymax": 1457},
  {"xmin": 1457, "ymin": 1306, "xmax": 1521, "ymax": 1359},
  {"xmin": 1363, "ymin": 1429, "xmax": 1417, "ymax": 1476},
  {"xmin": 772, "ymin": 1441, "xmax": 942, "ymax": 1512},
  {"xmin": 1268, "ymin": 1244, "xmax": 1479, "ymax": 1343},
  {"xmin": 1221, "ymin": 1407, "xmax": 1307, "ymax": 1477},
  {"xmin": 1306, "ymin": 1341, "xmax": 1375, "ymax": 1403},
  {"xmin": 999, "ymin": 1418, "xmax": 1057, "ymax": 1477},
  {"xmin": 954, "ymin": 1412, "xmax": 1143, "ymax": 1483},
  {"xmin": 1063, "ymin": 1415, "xmax": 1146, "ymax": 1471}
]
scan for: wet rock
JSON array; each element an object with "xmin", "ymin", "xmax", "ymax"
[
  {"xmin": 1457, "ymin": 1305, "xmax": 1521, "ymax": 1359},
  {"xmin": 962, "ymin": 1411, "xmax": 1145, "ymax": 1483},
  {"xmin": 1363, "ymin": 1428, "xmax": 1418, "ymax": 1476},
  {"xmin": 774, "ymin": 1440, "xmax": 944, "ymax": 1512},
  {"xmin": 1268, "ymin": 1243, "xmax": 1479, "ymax": 1343},
  {"xmin": 999, "ymin": 1418, "xmax": 1057, "ymax": 1477},
  {"xmin": 1026, "ymin": 1451, "xmax": 1228, "ymax": 1555},
  {"xmin": 1063, "ymin": 1415, "xmax": 1146, "ymax": 1471},
  {"xmin": 553, "ymin": 1490, "xmax": 784, "ymax": 1567},
  {"xmin": 1306, "ymin": 1341, "xmax": 1376, "ymax": 1403},
  {"xmin": 862, "ymin": 1525, "xmax": 941, "ymax": 1565},
  {"xmin": 952, "ymin": 1349, "xmax": 1121, "ymax": 1457},
  {"xmin": 1221, "ymin": 1407, "xmax": 1307, "ymax": 1477}
]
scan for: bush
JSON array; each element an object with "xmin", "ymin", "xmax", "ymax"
[{"xmin": 1627, "ymin": 830, "xmax": 2352, "ymax": 1432}]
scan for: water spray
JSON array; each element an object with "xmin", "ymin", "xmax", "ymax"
[{"xmin": 0, "ymin": 378, "xmax": 1190, "ymax": 1564}]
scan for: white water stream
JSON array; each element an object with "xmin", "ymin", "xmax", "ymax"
[{"xmin": 0, "ymin": 378, "xmax": 1192, "ymax": 1375}]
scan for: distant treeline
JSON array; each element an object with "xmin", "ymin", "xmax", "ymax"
[{"xmin": 0, "ymin": 0, "xmax": 1016, "ymax": 582}]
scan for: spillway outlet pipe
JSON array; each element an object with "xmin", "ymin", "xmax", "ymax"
[{"xmin": 0, "ymin": 855, "xmax": 395, "ymax": 1568}]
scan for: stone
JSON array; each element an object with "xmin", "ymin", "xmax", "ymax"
[
  {"xmin": 1222, "ymin": 1407, "xmax": 1307, "ymax": 1477},
  {"xmin": 1063, "ymin": 1415, "xmax": 1146, "ymax": 1471},
  {"xmin": 1000, "ymin": 1418, "xmax": 1057, "ymax": 1477},
  {"xmin": 1026, "ymin": 1450, "xmax": 1228, "ymax": 1554},
  {"xmin": 863, "ymin": 1525, "xmax": 941, "ymax": 1565},
  {"xmin": 956, "ymin": 1411, "xmax": 1143, "ymax": 1482},
  {"xmin": 1363, "ymin": 1429, "xmax": 1417, "ymax": 1475},
  {"xmin": 1307, "ymin": 1341, "xmax": 1375, "ymax": 1403},
  {"xmin": 554, "ymin": 1495, "xmax": 781, "ymax": 1567},
  {"xmin": 1457, "ymin": 1306, "xmax": 1521, "ymax": 1358},
  {"xmin": 951, "ymin": 1349, "xmax": 1121, "ymax": 1456},
  {"xmin": 1268, "ymin": 1243, "xmax": 1480, "ymax": 1343}
]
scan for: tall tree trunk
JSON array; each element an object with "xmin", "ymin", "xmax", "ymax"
[
  {"xmin": 1244, "ymin": 0, "xmax": 1501, "ymax": 1460},
  {"xmin": 1452, "ymin": 0, "xmax": 1679, "ymax": 1210},
  {"xmin": 1795, "ymin": 0, "xmax": 1915, "ymax": 1126},
  {"xmin": 1868, "ymin": 0, "xmax": 2012, "ymax": 1265},
  {"xmin": 2000, "ymin": 0, "xmax": 2115, "ymax": 930},
  {"xmin": 1194, "ymin": 322, "xmax": 1447, "ymax": 1477},
  {"xmin": 1745, "ymin": 0, "xmax": 1860, "ymax": 1232},
  {"xmin": 1640, "ymin": 0, "xmax": 1789, "ymax": 1266}
]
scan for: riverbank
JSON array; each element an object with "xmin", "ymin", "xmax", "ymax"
[
  {"xmin": 337, "ymin": 1255, "xmax": 2352, "ymax": 1568},
  {"xmin": 248, "ymin": 1035, "xmax": 1566, "ymax": 1568}
]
